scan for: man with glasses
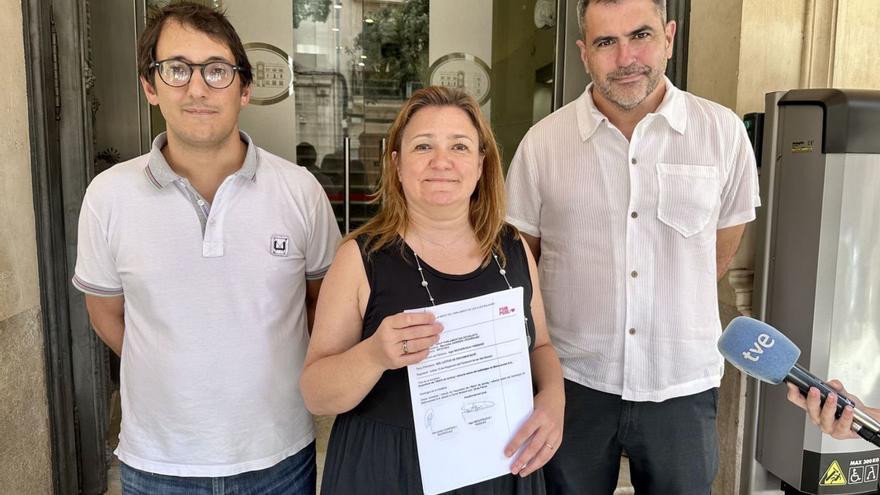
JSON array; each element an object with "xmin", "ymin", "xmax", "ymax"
[{"xmin": 72, "ymin": 3, "xmax": 339, "ymax": 493}]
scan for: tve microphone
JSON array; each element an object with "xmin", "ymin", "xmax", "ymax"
[{"xmin": 718, "ymin": 316, "xmax": 880, "ymax": 447}]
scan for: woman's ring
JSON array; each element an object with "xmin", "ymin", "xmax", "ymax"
[
  {"xmin": 403, "ymin": 340, "xmax": 409, "ymax": 354},
  {"xmin": 544, "ymin": 443, "xmax": 554, "ymax": 450}
]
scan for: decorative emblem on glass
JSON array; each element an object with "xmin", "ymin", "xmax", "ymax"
[
  {"xmin": 243, "ymin": 42, "xmax": 294, "ymax": 106},
  {"xmin": 428, "ymin": 53, "xmax": 491, "ymax": 105}
]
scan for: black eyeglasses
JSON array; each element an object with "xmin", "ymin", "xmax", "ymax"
[{"xmin": 150, "ymin": 58, "xmax": 242, "ymax": 89}]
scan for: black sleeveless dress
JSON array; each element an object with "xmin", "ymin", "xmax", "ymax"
[{"xmin": 320, "ymin": 227, "xmax": 546, "ymax": 495}]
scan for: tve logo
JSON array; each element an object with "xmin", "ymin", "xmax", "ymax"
[{"xmin": 742, "ymin": 333, "xmax": 775, "ymax": 362}]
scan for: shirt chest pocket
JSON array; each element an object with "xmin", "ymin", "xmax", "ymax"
[{"xmin": 656, "ymin": 163, "xmax": 719, "ymax": 238}]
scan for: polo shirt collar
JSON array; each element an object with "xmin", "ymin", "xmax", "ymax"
[
  {"xmin": 144, "ymin": 130, "xmax": 259, "ymax": 189},
  {"xmin": 575, "ymin": 76, "xmax": 687, "ymax": 142}
]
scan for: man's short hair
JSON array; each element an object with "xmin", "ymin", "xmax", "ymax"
[
  {"xmin": 137, "ymin": 1, "xmax": 253, "ymax": 89},
  {"xmin": 577, "ymin": 0, "xmax": 668, "ymax": 38}
]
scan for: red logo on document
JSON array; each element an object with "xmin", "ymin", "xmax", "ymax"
[{"xmin": 498, "ymin": 306, "xmax": 516, "ymax": 316}]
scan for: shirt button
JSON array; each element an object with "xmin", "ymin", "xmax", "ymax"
[
  {"xmin": 209, "ymin": 219, "xmax": 216, "ymax": 225},
  {"xmin": 631, "ymin": 270, "xmax": 639, "ymax": 278},
  {"xmin": 628, "ymin": 328, "xmax": 636, "ymax": 335},
  {"xmin": 197, "ymin": 200, "xmax": 205, "ymax": 206},
  {"xmin": 631, "ymin": 157, "xmax": 637, "ymax": 165},
  {"xmin": 631, "ymin": 211, "xmax": 638, "ymax": 219}
]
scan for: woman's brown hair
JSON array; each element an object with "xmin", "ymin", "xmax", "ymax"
[{"xmin": 348, "ymin": 86, "xmax": 510, "ymax": 265}]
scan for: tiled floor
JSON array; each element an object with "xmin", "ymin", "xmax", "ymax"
[{"xmin": 104, "ymin": 398, "xmax": 633, "ymax": 494}]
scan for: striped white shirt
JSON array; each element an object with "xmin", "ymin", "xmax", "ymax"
[{"xmin": 506, "ymin": 78, "xmax": 760, "ymax": 402}]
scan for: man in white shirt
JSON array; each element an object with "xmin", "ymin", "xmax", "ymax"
[
  {"xmin": 72, "ymin": 3, "xmax": 339, "ymax": 493},
  {"xmin": 505, "ymin": 0, "xmax": 760, "ymax": 493}
]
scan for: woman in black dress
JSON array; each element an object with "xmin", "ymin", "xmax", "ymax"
[{"xmin": 300, "ymin": 86, "xmax": 565, "ymax": 495}]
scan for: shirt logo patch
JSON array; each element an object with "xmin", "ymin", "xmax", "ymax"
[{"xmin": 270, "ymin": 235, "xmax": 289, "ymax": 257}]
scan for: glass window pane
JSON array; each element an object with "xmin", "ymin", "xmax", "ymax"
[{"xmin": 145, "ymin": 0, "xmax": 557, "ymax": 233}]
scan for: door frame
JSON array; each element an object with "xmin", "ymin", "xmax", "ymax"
[{"xmin": 22, "ymin": 0, "xmax": 111, "ymax": 493}]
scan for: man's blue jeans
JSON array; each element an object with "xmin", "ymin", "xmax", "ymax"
[{"xmin": 120, "ymin": 442, "xmax": 316, "ymax": 495}]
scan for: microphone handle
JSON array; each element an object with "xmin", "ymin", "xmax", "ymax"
[
  {"xmin": 787, "ymin": 364, "xmax": 880, "ymax": 447},
  {"xmin": 787, "ymin": 365, "xmax": 858, "ymax": 410},
  {"xmin": 855, "ymin": 425, "xmax": 880, "ymax": 447}
]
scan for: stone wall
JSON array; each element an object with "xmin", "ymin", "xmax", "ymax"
[{"xmin": 0, "ymin": 0, "xmax": 53, "ymax": 491}]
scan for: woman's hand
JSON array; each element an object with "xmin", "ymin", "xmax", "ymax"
[
  {"xmin": 786, "ymin": 380, "xmax": 862, "ymax": 440},
  {"xmin": 504, "ymin": 388, "xmax": 565, "ymax": 477},
  {"xmin": 366, "ymin": 312, "xmax": 443, "ymax": 370}
]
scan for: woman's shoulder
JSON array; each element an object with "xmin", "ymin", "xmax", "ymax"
[
  {"xmin": 353, "ymin": 232, "xmax": 405, "ymax": 256},
  {"xmin": 332, "ymin": 238, "xmax": 366, "ymax": 270}
]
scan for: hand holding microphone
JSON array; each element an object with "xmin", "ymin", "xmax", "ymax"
[
  {"xmin": 718, "ymin": 317, "xmax": 880, "ymax": 447},
  {"xmin": 786, "ymin": 379, "xmax": 880, "ymax": 441}
]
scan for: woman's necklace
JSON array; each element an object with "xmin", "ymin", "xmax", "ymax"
[{"xmin": 411, "ymin": 249, "xmax": 531, "ymax": 346}]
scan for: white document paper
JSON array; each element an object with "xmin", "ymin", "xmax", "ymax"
[{"xmin": 406, "ymin": 287, "xmax": 534, "ymax": 495}]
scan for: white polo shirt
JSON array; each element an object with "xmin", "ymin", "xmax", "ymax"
[
  {"xmin": 506, "ymin": 78, "xmax": 760, "ymax": 402},
  {"xmin": 73, "ymin": 131, "xmax": 340, "ymax": 476}
]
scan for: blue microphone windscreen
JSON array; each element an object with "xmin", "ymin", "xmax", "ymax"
[{"xmin": 717, "ymin": 317, "xmax": 801, "ymax": 385}]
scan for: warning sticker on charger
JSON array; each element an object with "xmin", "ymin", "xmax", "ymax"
[
  {"xmin": 805, "ymin": 451, "xmax": 880, "ymax": 493},
  {"xmin": 819, "ymin": 460, "xmax": 847, "ymax": 486}
]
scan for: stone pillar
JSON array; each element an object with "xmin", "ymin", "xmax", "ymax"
[{"xmin": 0, "ymin": 0, "xmax": 54, "ymax": 492}]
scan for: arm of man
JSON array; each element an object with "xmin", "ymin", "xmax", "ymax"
[
  {"xmin": 505, "ymin": 130, "xmax": 544, "ymax": 263},
  {"xmin": 716, "ymin": 224, "xmax": 746, "ymax": 280},
  {"xmin": 305, "ymin": 278, "xmax": 322, "ymax": 335},
  {"xmin": 84, "ymin": 295, "xmax": 125, "ymax": 356},
  {"xmin": 302, "ymin": 173, "xmax": 342, "ymax": 335},
  {"xmin": 715, "ymin": 114, "xmax": 760, "ymax": 281},
  {"xmin": 521, "ymin": 233, "xmax": 541, "ymax": 262}
]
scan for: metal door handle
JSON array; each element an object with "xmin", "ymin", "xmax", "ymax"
[{"xmin": 343, "ymin": 136, "xmax": 351, "ymax": 234}]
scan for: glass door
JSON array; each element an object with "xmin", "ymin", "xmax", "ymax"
[
  {"xmin": 286, "ymin": 0, "xmax": 373, "ymax": 233},
  {"xmin": 227, "ymin": 0, "xmax": 391, "ymax": 234},
  {"xmin": 144, "ymin": 0, "xmax": 559, "ymax": 234}
]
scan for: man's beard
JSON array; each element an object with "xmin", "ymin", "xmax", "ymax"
[{"xmin": 594, "ymin": 63, "xmax": 663, "ymax": 111}]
